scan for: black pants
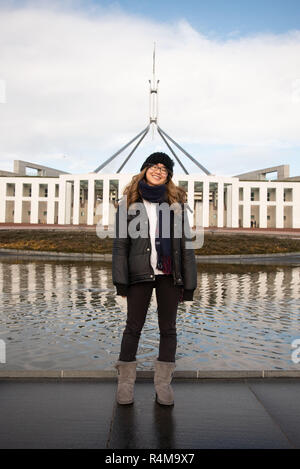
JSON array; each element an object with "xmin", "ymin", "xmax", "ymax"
[{"xmin": 119, "ymin": 274, "xmax": 182, "ymax": 363}]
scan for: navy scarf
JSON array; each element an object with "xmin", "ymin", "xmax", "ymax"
[{"xmin": 138, "ymin": 179, "xmax": 172, "ymax": 274}]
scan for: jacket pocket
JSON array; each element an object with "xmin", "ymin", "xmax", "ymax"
[{"xmin": 128, "ymin": 253, "xmax": 151, "ymax": 277}]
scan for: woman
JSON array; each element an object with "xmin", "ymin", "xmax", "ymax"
[{"xmin": 112, "ymin": 152, "xmax": 197, "ymax": 406}]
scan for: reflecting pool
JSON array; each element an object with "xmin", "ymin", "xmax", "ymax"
[{"xmin": 0, "ymin": 257, "xmax": 299, "ymax": 370}]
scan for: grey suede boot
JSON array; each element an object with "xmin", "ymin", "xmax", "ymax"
[
  {"xmin": 154, "ymin": 359, "xmax": 176, "ymax": 406},
  {"xmin": 114, "ymin": 360, "xmax": 137, "ymax": 405}
]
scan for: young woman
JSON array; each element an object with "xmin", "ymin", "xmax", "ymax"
[{"xmin": 112, "ymin": 152, "xmax": 197, "ymax": 406}]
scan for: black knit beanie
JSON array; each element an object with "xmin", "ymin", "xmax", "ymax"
[{"xmin": 140, "ymin": 152, "xmax": 174, "ymax": 177}]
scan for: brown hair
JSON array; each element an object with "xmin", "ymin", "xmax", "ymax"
[{"xmin": 119, "ymin": 168, "xmax": 187, "ymax": 209}]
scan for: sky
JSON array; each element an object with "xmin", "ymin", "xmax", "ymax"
[{"xmin": 0, "ymin": 0, "xmax": 300, "ymax": 177}]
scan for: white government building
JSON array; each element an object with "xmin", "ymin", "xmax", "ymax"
[{"xmin": 0, "ymin": 159, "xmax": 299, "ymax": 229}]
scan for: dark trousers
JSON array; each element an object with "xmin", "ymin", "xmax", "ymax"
[{"xmin": 119, "ymin": 274, "xmax": 182, "ymax": 363}]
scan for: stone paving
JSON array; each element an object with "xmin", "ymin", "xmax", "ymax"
[{"xmin": 0, "ymin": 377, "xmax": 300, "ymax": 449}]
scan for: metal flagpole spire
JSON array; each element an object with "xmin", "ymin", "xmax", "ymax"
[
  {"xmin": 93, "ymin": 126, "xmax": 149, "ymax": 173},
  {"xmin": 93, "ymin": 43, "xmax": 211, "ymax": 175},
  {"xmin": 158, "ymin": 125, "xmax": 212, "ymax": 175},
  {"xmin": 149, "ymin": 42, "xmax": 159, "ymax": 139},
  {"xmin": 148, "ymin": 43, "xmax": 211, "ymax": 175}
]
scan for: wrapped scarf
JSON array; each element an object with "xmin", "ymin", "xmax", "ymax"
[{"xmin": 138, "ymin": 179, "xmax": 172, "ymax": 274}]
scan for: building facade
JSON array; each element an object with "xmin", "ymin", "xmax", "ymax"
[{"xmin": 0, "ymin": 160, "xmax": 300, "ymax": 229}]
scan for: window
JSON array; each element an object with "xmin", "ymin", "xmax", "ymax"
[
  {"xmin": 23, "ymin": 183, "xmax": 32, "ymax": 197},
  {"xmin": 267, "ymin": 188, "xmax": 276, "ymax": 201},
  {"xmin": 250, "ymin": 188, "xmax": 259, "ymax": 201},
  {"xmin": 39, "ymin": 184, "xmax": 48, "ymax": 197},
  {"xmin": 284, "ymin": 188, "xmax": 293, "ymax": 202},
  {"xmin": 6, "ymin": 183, "xmax": 15, "ymax": 197}
]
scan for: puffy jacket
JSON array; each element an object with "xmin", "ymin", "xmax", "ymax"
[{"xmin": 112, "ymin": 195, "xmax": 197, "ymax": 301}]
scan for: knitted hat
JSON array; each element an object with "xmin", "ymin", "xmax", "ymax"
[{"xmin": 140, "ymin": 152, "xmax": 174, "ymax": 177}]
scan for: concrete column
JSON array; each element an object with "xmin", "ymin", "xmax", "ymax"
[
  {"xmin": 226, "ymin": 185, "xmax": 232, "ymax": 227},
  {"xmin": 243, "ymin": 186, "xmax": 251, "ymax": 228},
  {"xmin": 118, "ymin": 177, "xmax": 128, "ymax": 199},
  {"xmin": 64, "ymin": 181, "xmax": 73, "ymax": 225},
  {"xmin": 14, "ymin": 181, "xmax": 23, "ymax": 223},
  {"xmin": 87, "ymin": 178, "xmax": 95, "ymax": 225},
  {"xmin": 231, "ymin": 180, "xmax": 239, "ymax": 228},
  {"xmin": 73, "ymin": 179, "xmax": 80, "ymax": 225},
  {"xmin": 47, "ymin": 181, "xmax": 55, "ymax": 224},
  {"xmin": 259, "ymin": 185, "xmax": 267, "ymax": 228},
  {"xmin": 102, "ymin": 177, "xmax": 110, "ymax": 226},
  {"xmin": 275, "ymin": 186, "xmax": 284, "ymax": 228},
  {"xmin": 292, "ymin": 184, "xmax": 300, "ymax": 228},
  {"xmin": 58, "ymin": 178, "xmax": 66, "ymax": 225},
  {"xmin": 30, "ymin": 181, "xmax": 39, "ymax": 224},
  {"xmin": 0, "ymin": 179, "xmax": 6, "ymax": 222},
  {"xmin": 217, "ymin": 181, "xmax": 224, "ymax": 227},
  {"xmin": 202, "ymin": 179, "xmax": 209, "ymax": 227},
  {"xmin": 187, "ymin": 179, "xmax": 194, "ymax": 226},
  {"xmin": 195, "ymin": 199, "xmax": 202, "ymax": 228}
]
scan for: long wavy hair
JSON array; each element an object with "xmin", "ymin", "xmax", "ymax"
[{"xmin": 118, "ymin": 167, "xmax": 187, "ymax": 210}]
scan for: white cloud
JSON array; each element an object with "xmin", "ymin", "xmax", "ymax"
[{"xmin": 0, "ymin": 1, "xmax": 300, "ymax": 175}]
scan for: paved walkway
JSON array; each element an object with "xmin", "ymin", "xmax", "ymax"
[{"xmin": 0, "ymin": 377, "xmax": 299, "ymax": 449}]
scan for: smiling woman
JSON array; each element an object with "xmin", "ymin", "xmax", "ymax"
[{"xmin": 112, "ymin": 151, "xmax": 197, "ymax": 406}]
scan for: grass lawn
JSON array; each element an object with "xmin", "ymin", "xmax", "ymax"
[{"xmin": 0, "ymin": 230, "xmax": 299, "ymax": 255}]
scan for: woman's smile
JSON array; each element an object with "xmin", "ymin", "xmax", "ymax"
[{"xmin": 146, "ymin": 164, "xmax": 168, "ymax": 186}]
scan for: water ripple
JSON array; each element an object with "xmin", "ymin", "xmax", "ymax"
[{"xmin": 0, "ymin": 260, "xmax": 299, "ymax": 370}]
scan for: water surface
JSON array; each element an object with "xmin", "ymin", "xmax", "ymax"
[{"xmin": 0, "ymin": 257, "xmax": 299, "ymax": 370}]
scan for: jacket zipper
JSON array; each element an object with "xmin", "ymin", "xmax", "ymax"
[
  {"xmin": 145, "ymin": 203, "xmax": 155, "ymax": 281},
  {"xmin": 143, "ymin": 198, "xmax": 177, "ymax": 285},
  {"xmin": 148, "ymin": 202, "xmax": 177, "ymax": 286}
]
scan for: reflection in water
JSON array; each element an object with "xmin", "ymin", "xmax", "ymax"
[{"xmin": 0, "ymin": 258, "xmax": 299, "ymax": 370}]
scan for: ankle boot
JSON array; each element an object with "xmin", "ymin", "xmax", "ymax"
[
  {"xmin": 154, "ymin": 359, "xmax": 176, "ymax": 406},
  {"xmin": 114, "ymin": 360, "xmax": 137, "ymax": 405}
]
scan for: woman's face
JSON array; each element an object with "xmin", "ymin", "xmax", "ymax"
[{"xmin": 145, "ymin": 163, "xmax": 169, "ymax": 186}]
